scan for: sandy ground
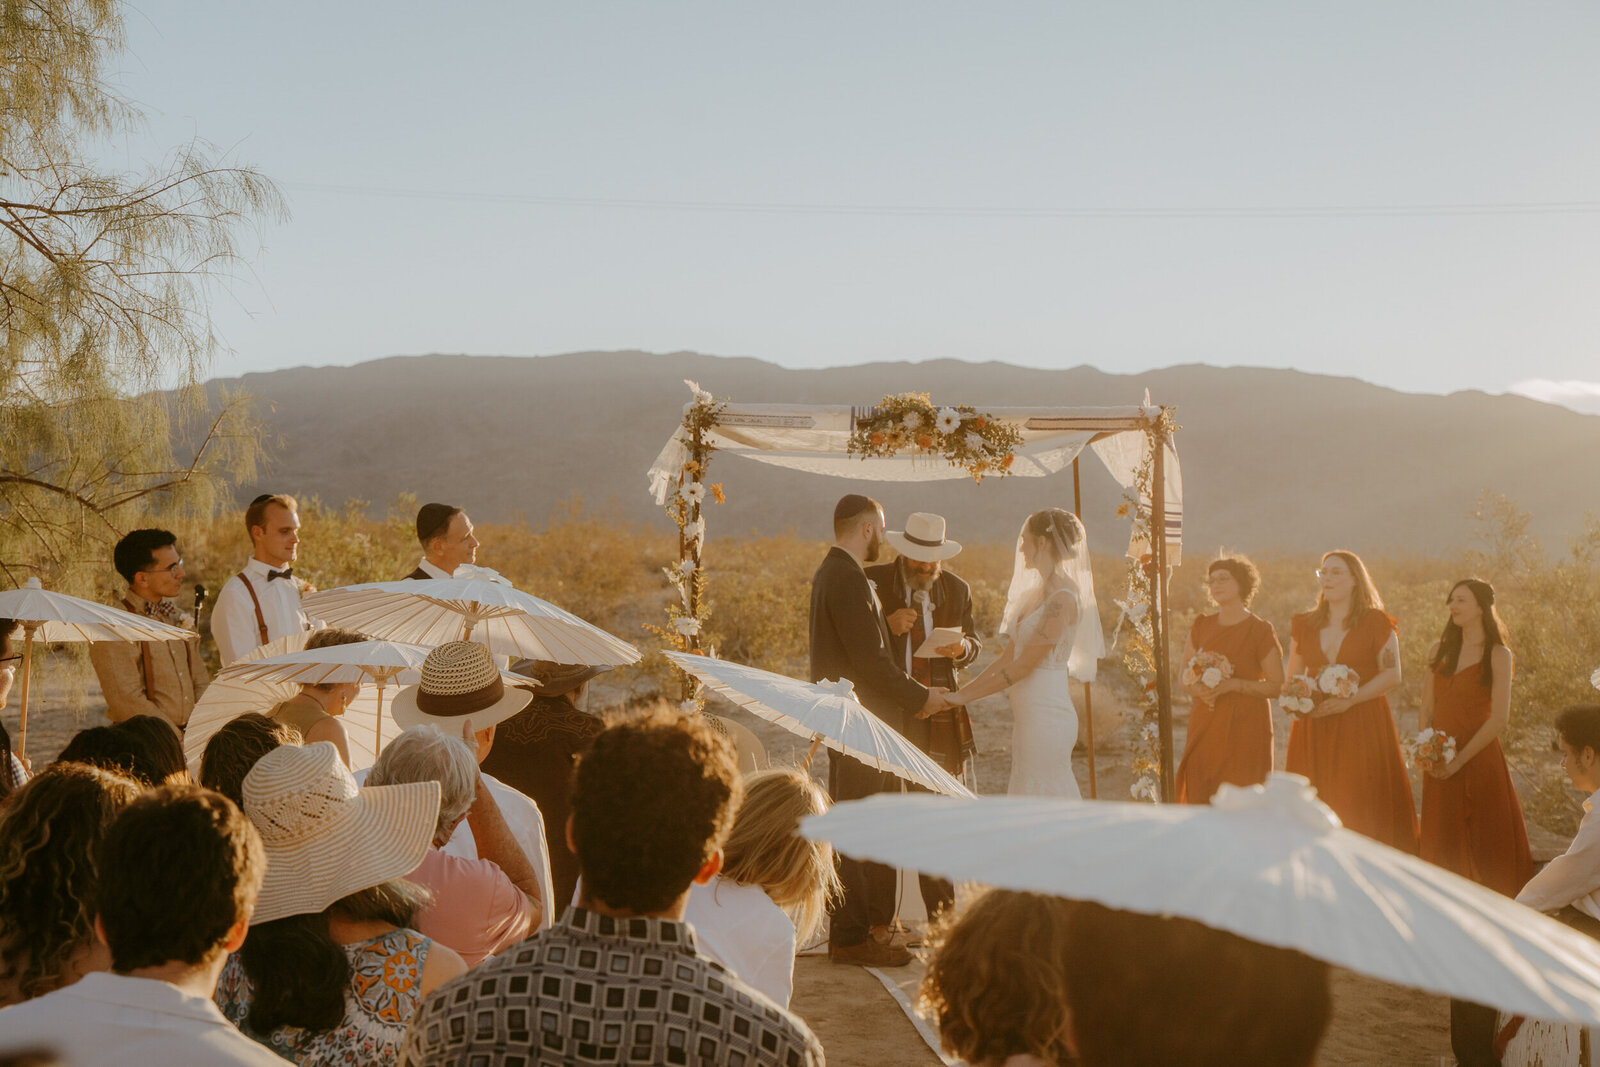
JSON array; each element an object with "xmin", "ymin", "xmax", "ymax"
[{"xmin": 5, "ymin": 671, "xmax": 1571, "ymax": 1067}]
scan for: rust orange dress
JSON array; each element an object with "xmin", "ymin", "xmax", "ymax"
[
  {"xmin": 1175, "ymin": 612, "xmax": 1282, "ymax": 805},
  {"xmin": 1419, "ymin": 661, "xmax": 1533, "ymax": 896},
  {"xmin": 1285, "ymin": 610, "xmax": 1420, "ymax": 853}
]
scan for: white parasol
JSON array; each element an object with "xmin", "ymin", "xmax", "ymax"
[
  {"xmin": 303, "ymin": 578, "xmax": 639, "ymax": 666},
  {"xmin": 0, "ymin": 577, "xmax": 192, "ymax": 756},
  {"xmin": 664, "ymin": 651, "xmax": 973, "ymax": 799},
  {"xmin": 800, "ymin": 773, "xmax": 1600, "ymax": 1025}
]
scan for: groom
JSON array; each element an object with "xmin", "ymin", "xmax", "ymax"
[{"xmin": 809, "ymin": 494, "xmax": 946, "ymax": 967}]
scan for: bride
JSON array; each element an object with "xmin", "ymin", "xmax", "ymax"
[{"xmin": 946, "ymin": 508, "xmax": 1104, "ymax": 797}]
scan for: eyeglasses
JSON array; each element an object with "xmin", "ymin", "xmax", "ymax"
[
  {"xmin": 1314, "ymin": 569, "xmax": 1346, "ymax": 579},
  {"xmin": 142, "ymin": 559, "xmax": 184, "ymax": 576}
]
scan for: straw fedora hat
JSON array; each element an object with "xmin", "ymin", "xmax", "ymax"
[
  {"xmin": 508, "ymin": 658, "xmax": 611, "ymax": 698},
  {"xmin": 391, "ymin": 640, "xmax": 533, "ymax": 731},
  {"xmin": 885, "ymin": 512, "xmax": 962, "ymax": 563},
  {"xmin": 242, "ymin": 741, "xmax": 440, "ymax": 924}
]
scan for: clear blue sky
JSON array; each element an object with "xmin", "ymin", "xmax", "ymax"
[{"xmin": 114, "ymin": 2, "xmax": 1600, "ymax": 408}]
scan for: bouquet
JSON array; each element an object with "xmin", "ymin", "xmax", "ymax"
[
  {"xmin": 1182, "ymin": 650, "xmax": 1234, "ymax": 690},
  {"xmin": 1409, "ymin": 728, "xmax": 1458, "ymax": 770},
  {"xmin": 1279, "ymin": 674, "xmax": 1318, "ymax": 717},
  {"xmin": 1317, "ymin": 664, "xmax": 1360, "ymax": 700}
]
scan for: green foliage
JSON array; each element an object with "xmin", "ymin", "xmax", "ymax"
[{"xmin": 0, "ymin": 0, "xmax": 282, "ymax": 592}]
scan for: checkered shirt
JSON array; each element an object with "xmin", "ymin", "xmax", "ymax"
[{"xmin": 400, "ymin": 906, "xmax": 824, "ymax": 1066}]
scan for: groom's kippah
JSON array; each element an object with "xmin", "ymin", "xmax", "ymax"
[{"xmin": 416, "ymin": 502, "xmax": 462, "ymax": 546}]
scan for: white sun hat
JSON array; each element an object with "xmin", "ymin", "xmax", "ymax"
[
  {"xmin": 242, "ymin": 741, "xmax": 440, "ymax": 925},
  {"xmin": 390, "ymin": 640, "xmax": 533, "ymax": 732},
  {"xmin": 885, "ymin": 512, "xmax": 962, "ymax": 563}
]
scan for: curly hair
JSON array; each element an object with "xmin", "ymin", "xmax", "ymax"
[
  {"xmin": 919, "ymin": 889, "xmax": 1079, "ymax": 1066},
  {"xmin": 1207, "ymin": 555, "xmax": 1260, "ymax": 607},
  {"xmin": 0, "ymin": 763, "xmax": 142, "ymax": 1003},
  {"xmin": 718, "ymin": 768, "xmax": 841, "ymax": 943},
  {"xmin": 572, "ymin": 704, "xmax": 742, "ymax": 914}
]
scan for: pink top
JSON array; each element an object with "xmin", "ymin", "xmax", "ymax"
[{"xmin": 408, "ymin": 848, "xmax": 535, "ymax": 967}]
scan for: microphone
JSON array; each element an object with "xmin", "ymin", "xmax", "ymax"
[{"xmin": 193, "ymin": 583, "xmax": 208, "ymax": 619}]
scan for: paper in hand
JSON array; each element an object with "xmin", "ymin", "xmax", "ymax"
[{"xmin": 913, "ymin": 626, "xmax": 965, "ymax": 658}]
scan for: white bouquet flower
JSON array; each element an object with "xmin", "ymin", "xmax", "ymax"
[
  {"xmin": 681, "ymin": 482, "xmax": 706, "ymax": 506},
  {"xmin": 677, "ymin": 559, "xmax": 697, "ymax": 577},
  {"xmin": 673, "ymin": 616, "xmax": 701, "ymax": 636},
  {"xmin": 1317, "ymin": 664, "xmax": 1360, "ymax": 700},
  {"xmin": 1279, "ymin": 674, "xmax": 1317, "ymax": 716},
  {"xmin": 963, "ymin": 432, "xmax": 984, "ymax": 450},
  {"xmin": 935, "ymin": 407, "xmax": 962, "ymax": 434},
  {"xmin": 1591, "ymin": 665, "xmax": 1600, "ymax": 691},
  {"xmin": 902, "ymin": 411, "xmax": 924, "ymax": 431},
  {"xmin": 682, "ymin": 520, "xmax": 704, "ymax": 541}
]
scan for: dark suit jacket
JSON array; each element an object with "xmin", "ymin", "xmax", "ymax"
[
  {"xmin": 401, "ymin": 567, "xmax": 430, "ymax": 580},
  {"xmin": 863, "ymin": 561, "xmax": 982, "ymax": 694},
  {"xmin": 809, "ymin": 547, "xmax": 927, "ymax": 735}
]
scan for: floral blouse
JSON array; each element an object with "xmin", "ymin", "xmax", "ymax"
[{"xmin": 216, "ymin": 927, "xmax": 432, "ymax": 1065}]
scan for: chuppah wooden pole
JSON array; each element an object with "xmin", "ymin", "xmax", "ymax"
[
  {"xmin": 16, "ymin": 623, "xmax": 37, "ymax": 759},
  {"xmin": 1150, "ymin": 422, "xmax": 1177, "ymax": 803},
  {"xmin": 1073, "ymin": 456, "xmax": 1097, "ymax": 799}
]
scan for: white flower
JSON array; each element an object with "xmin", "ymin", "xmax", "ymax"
[
  {"xmin": 902, "ymin": 411, "xmax": 924, "ymax": 431},
  {"xmin": 694, "ymin": 389, "xmax": 713, "ymax": 406},
  {"xmin": 674, "ymin": 617, "xmax": 701, "ymax": 635},
  {"xmin": 1129, "ymin": 782, "xmax": 1145, "ymax": 799},
  {"xmin": 680, "ymin": 699, "xmax": 700, "ymax": 714},
  {"xmin": 1201, "ymin": 667, "xmax": 1224, "ymax": 688},
  {"xmin": 1591, "ymin": 666, "xmax": 1600, "ymax": 691},
  {"xmin": 682, "ymin": 482, "xmax": 705, "ymax": 506},
  {"xmin": 935, "ymin": 407, "xmax": 962, "ymax": 434},
  {"xmin": 678, "ymin": 559, "xmax": 697, "ymax": 577},
  {"xmin": 682, "ymin": 520, "xmax": 704, "ymax": 541},
  {"xmin": 963, "ymin": 432, "xmax": 984, "ymax": 450},
  {"xmin": 1141, "ymin": 722, "xmax": 1159, "ymax": 741}
]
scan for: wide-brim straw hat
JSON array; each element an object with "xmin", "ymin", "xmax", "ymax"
[
  {"xmin": 885, "ymin": 512, "xmax": 962, "ymax": 562},
  {"xmin": 508, "ymin": 658, "xmax": 611, "ymax": 698},
  {"xmin": 391, "ymin": 640, "xmax": 533, "ymax": 731},
  {"xmin": 243, "ymin": 741, "xmax": 440, "ymax": 925}
]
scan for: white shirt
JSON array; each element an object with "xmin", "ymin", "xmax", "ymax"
[
  {"xmin": 0, "ymin": 971, "xmax": 283, "ymax": 1066},
  {"xmin": 683, "ymin": 876, "xmax": 798, "ymax": 1008},
  {"xmin": 1517, "ymin": 789, "xmax": 1600, "ymax": 920},
  {"xmin": 415, "ymin": 558, "xmax": 455, "ymax": 579},
  {"xmin": 351, "ymin": 768, "xmax": 555, "ymax": 932},
  {"xmin": 211, "ymin": 558, "xmax": 308, "ymax": 666}
]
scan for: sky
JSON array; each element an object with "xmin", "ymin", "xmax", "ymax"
[{"xmin": 110, "ymin": 3, "xmax": 1600, "ymax": 409}]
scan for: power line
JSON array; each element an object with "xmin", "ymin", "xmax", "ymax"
[{"xmin": 284, "ymin": 181, "xmax": 1600, "ymax": 220}]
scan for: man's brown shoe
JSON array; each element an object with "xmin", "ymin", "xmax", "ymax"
[{"xmin": 829, "ymin": 938, "xmax": 913, "ymax": 967}]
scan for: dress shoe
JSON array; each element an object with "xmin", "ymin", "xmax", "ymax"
[{"xmin": 829, "ymin": 938, "xmax": 913, "ymax": 967}]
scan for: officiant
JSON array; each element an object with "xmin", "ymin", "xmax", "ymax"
[{"xmin": 866, "ymin": 512, "xmax": 981, "ymax": 775}]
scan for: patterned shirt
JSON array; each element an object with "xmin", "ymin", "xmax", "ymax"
[
  {"xmin": 218, "ymin": 926, "xmax": 433, "ymax": 1065},
  {"xmin": 400, "ymin": 907, "xmax": 824, "ymax": 1067}
]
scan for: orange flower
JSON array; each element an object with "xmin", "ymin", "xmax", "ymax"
[
  {"xmin": 976, "ymin": 416, "xmax": 987, "ymax": 430},
  {"xmin": 1001, "ymin": 453, "xmax": 1014, "ymax": 469},
  {"xmin": 870, "ymin": 432, "xmax": 887, "ymax": 446},
  {"xmin": 710, "ymin": 483, "xmax": 725, "ymax": 503},
  {"xmin": 1116, "ymin": 502, "xmax": 1131, "ymax": 517},
  {"xmin": 916, "ymin": 433, "xmax": 933, "ymax": 449}
]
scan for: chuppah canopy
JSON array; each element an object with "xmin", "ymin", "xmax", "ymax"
[{"xmin": 647, "ymin": 400, "xmax": 1183, "ymax": 556}]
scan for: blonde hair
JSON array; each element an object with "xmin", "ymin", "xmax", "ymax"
[
  {"xmin": 244, "ymin": 493, "xmax": 297, "ymax": 538},
  {"xmin": 1307, "ymin": 550, "xmax": 1384, "ymax": 632},
  {"xmin": 919, "ymin": 889, "xmax": 1078, "ymax": 1067},
  {"xmin": 718, "ymin": 767, "xmax": 841, "ymax": 943}
]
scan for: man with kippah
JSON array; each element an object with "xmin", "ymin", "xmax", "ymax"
[
  {"xmin": 405, "ymin": 502, "xmax": 481, "ymax": 580},
  {"xmin": 212, "ymin": 493, "xmax": 309, "ymax": 665}
]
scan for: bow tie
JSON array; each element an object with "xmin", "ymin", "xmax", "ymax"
[{"xmin": 267, "ymin": 568, "xmax": 294, "ymax": 582}]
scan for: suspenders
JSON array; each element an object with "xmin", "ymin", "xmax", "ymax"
[
  {"xmin": 237, "ymin": 571, "xmax": 270, "ymax": 647},
  {"xmin": 120, "ymin": 597, "xmax": 158, "ymax": 704}
]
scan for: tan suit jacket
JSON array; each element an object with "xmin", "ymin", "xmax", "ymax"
[{"xmin": 87, "ymin": 591, "xmax": 210, "ymax": 728}]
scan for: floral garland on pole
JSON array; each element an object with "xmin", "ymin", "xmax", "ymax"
[
  {"xmin": 1115, "ymin": 410, "xmax": 1179, "ymax": 803},
  {"xmin": 644, "ymin": 382, "xmax": 726, "ymax": 711},
  {"xmin": 847, "ymin": 393, "xmax": 1024, "ymax": 482}
]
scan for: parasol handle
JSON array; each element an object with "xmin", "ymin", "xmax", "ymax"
[
  {"xmin": 801, "ymin": 734, "xmax": 823, "ymax": 772},
  {"xmin": 375, "ymin": 677, "xmax": 387, "ymax": 756},
  {"xmin": 16, "ymin": 624, "xmax": 37, "ymax": 760}
]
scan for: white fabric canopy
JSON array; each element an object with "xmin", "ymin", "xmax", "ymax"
[{"xmin": 646, "ymin": 392, "xmax": 1182, "ymax": 560}]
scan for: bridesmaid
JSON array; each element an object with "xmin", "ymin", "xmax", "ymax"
[
  {"xmin": 1283, "ymin": 551, "xmax": 1419, "ymax": 853},
  {"xmin": 1174, "ymin": 556, "xmax": 1284, "ymax": 804},
  {"xmin": 1418, "ymin": 578, "xmax": 1532, "ymax": 895}
]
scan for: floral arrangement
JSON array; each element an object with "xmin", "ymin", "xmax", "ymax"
[
  {"xmin": 1317, "ymin": 664, "xmax": 1360, "ymax": 700},
  {"xmin": 1181, "ymin": 650, "xmax": 1233, "ymax": 690},
  {"xmin": 646, "ymin": 381, "xmax": 728, "ymax": 709},
  {"xmin": 1591, "ymin": 666, "xmax": 1600, "ymax": 691},
  {"xmin": 1409, "ymin": 727, "xmax": 1458, "ymax": 770},
  {"xmin": 847, "ymin": 393, "xmax": 1024, "ymax": 483},
  {"xmin": 1279, "ymin": 674, "xmax": 1318, "ymax": 717}
]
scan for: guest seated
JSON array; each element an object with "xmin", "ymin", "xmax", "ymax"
[
  {"xmin": 55, "ymin": 715, "xmax": 187, "ymax": 786},
  {"xmin": 198, "ymin": 714, "xmax": 301, "ymax": 808},
  {"xmin": 0, "ymin": 764, "xmax": 143, "ymax": 1007},
  {"xmin": 0, "ymin": 785, "xmax": 280, "ymax": 1065},
  {"xmin": 920, "ymin": 890, "xmax": 1330, "ymax": 1067},
  {"xmin": 264, "ymin": 627, "xmax": 370, "ymax": 766},
  {"xmin": 217, "ymin": 742, "xmax": 466, "ymax": 1064},
  {"xmin": 1516, "ymin": 703, "xmax": 1600, "ymax": 938},
  {"xmin": 367, "ymin": 725, "xmax": 541, "ymax": 966},
  {"xmin": 684, "ymin": 766, "xmax": 842, "ymax": 1007},
  {"xmin": 400, "ymin": 706, "xmax": 824, "ymax": 1066}
]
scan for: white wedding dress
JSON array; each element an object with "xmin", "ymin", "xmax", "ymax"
[{"xmin": 1006, "ymin": 591, "xmax": 1083, "ymax": 799}]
